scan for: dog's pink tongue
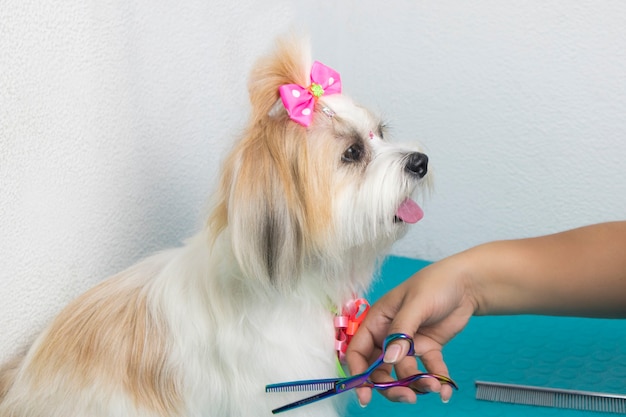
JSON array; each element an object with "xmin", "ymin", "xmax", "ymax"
[{"xmin": 396, "ymin": 198, "xmax": 424, "ymax": 224}]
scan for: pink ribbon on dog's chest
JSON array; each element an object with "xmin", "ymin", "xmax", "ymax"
[
  {"xmin": 279, "ymin": 61, "xmax": 342, "ymax": 127},
  {"xmin": 334, "ymin": 298, "xmax": 369, "ymax": 362}
]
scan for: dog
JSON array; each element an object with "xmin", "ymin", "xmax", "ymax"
[{"xmin": 0, "ymin": 36, "xmax": 429, "ymax": 417}]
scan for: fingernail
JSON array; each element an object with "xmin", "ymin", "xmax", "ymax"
[
  {"xmin": 358, "ymin": 399, "xmax": 367, "ymax": 408},
  {"xmin": 441, "ymin": 396, "xmax": 450, "ymax": 404},
  {"xmin": 383, "ymin": 344, "xmax": 402, "ymax": 363}
]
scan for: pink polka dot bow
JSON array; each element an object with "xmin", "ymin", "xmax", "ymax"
[{"xmin": 279, "ymin": 61, "xmax": 342, "ymax": 127}]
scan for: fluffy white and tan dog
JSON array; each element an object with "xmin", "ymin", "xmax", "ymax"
[{"xmin": 0, "ymin": 36, "xmax": 429, "ymax": 417}]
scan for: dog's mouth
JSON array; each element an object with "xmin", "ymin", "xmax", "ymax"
[{"xmin": 394, "ymin": 197, "xmax": 424, "ymax": 224}]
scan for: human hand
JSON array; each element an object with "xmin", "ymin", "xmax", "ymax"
[{"xmin": 345, "ymin": 253, "xmax": 478, "ymax": 406}]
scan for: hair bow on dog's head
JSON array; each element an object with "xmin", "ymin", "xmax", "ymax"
[{"xmin": 279, "ymin": 61, "xmax": 341, "ymax": 127}]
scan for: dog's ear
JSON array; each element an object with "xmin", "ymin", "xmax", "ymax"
[
  {"xmin": 208, "ymin": 36, "xmax": 331, "ymax": 290},
  {"xmin": 210, "ymin": 120, "xmax": 335, "ymax": 290},
  {"xmin": 211, "ymin": 125, "xmax": 305, "ymax": 290}
]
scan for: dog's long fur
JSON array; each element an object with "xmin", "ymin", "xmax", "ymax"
[{"xmin": 0, "ymin": 36, "xmax": 429, "ymax": 417}]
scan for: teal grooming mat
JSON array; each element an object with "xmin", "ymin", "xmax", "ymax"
[{"xmin": 347, "ymin": 256, "xmax": 626, "ymax": 416}]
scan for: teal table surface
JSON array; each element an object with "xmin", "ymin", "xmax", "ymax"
[{"xmin": 347, "ymin": 256, "xmax": 626, "ymax": 416}]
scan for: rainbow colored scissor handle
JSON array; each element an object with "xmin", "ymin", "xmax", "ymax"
[{"xmin": 265, "ymin": 333, "xmax": 458, "ymax": 414}]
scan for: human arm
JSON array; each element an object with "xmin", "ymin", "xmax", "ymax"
[
  {"xmin": 346, "ymin": 221, "xmax": 626, "ymax": 406},
  {"xmin": 472, "ymin": 221, "xmax": 626, "ymax": 317}
]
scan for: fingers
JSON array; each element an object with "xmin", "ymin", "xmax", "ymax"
[
  {"xmin": 387, "ymin": 336, "xmax": 455, "ymax": 403},
  {"xmin": 382, "ymin": 282, "xmax": 429, "ymax": 348},
  {"xmin": 415, "ymin": 341, "xmax": 455, "ymax": 403},
  {"xmin": 439, "ymin": 382, "xmax": 454, "ymax": 403},
  {"xmin": 345, "ymin": 327, "xmax": 377, "ymax": 376},
  {"xmin": 346, "ymin": 287, "xmax": 407, "ymax": 384},
  {"xmin": 350, "ymin": 342, "xmax": 455, "ymax": 406},
  {"xmin": 347, "ymin": 281, "xmax": 429, "ymax": 407},
  {"xmin": 346, "ymin": 330, "xmax": 379, "ymax": 407},
  {"xmin": 394, "ymin": 356, "xmax": 440, "ymax": 395},
  {"xmin": 347, "ymin": 332, "xmax": 417, "ymax": 406},
  {"xmin": 354, "ymin": 386, "xmax": 372, "ymax": 408},
  {"xmin": 370, "ymin": 360, "xmax": 418, "ymax": 404},
  {"xmin": 346, "ymin": 267, "xmax": 463, "ymax": 406},
  {"xmin": 377, "ymin": 384, "xmax": 418, "ymax": 404}
]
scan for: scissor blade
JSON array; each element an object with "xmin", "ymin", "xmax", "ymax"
[
  {"xmin": 271, "ymin": 388, "xmax": 339, "ymax": 414},
  {"xmin": 265, "ymin": 378, "xmax": 338, "ymax": 393}
]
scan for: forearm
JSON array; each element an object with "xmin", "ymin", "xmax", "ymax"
[{"xmin": 470, "ymin": 221, "xmax": 626, "ymax": 317}]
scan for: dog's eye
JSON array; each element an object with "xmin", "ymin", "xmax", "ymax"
[
  {"xmin": 342, "ymin": 144, "xmax": 365, "ymax": 163},
  {"xmin": 378, "ymin": 122, "xmax": 389, "ymax": 140}
]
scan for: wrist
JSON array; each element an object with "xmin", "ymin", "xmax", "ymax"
[{"xmin": 460, "ymin": 241, "xmax": 500, "ymax": 316}]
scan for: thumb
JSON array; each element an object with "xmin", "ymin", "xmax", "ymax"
[
  {"xmin": 382, "ymin": 338, "xmax": 411, "ymax": 364},
  {"xmin": 382, "ymin": 304, "xmax": 426, "ymax": 364}
]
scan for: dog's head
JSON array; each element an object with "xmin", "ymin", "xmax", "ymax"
[{"xmin": 209, "ymin": 36, "xmax": 430, "ymax": 292}]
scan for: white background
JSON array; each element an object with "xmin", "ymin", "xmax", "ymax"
[{"xmin": 2, "ymin": 0, "xmax": 625, "ymax": 361}]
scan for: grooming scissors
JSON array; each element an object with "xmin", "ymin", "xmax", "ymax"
[{"xmin": 265, "ymin": 333, "xmax": 458, "ymax": 414}]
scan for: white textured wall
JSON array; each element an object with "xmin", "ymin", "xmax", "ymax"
[
  {"xmin": 2, "ymin": 1, "xmax": 626, "ymax": 362},
  {"xmin": 0, "ymin": 0, "xmax": 296, "ymax": 362}
]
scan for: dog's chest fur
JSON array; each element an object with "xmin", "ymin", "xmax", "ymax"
[{"xmin": 150, "ymin": 232, "xmax": 350, "ymax": 416}]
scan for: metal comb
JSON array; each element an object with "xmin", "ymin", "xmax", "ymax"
[{"xmin": 476, "ymin": 380, "xmax": 626, "ymax": 414}]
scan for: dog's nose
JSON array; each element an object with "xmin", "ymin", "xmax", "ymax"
[{"xmin": 405, "ymin": 152, "xmax": 428, "ymax": 178}]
